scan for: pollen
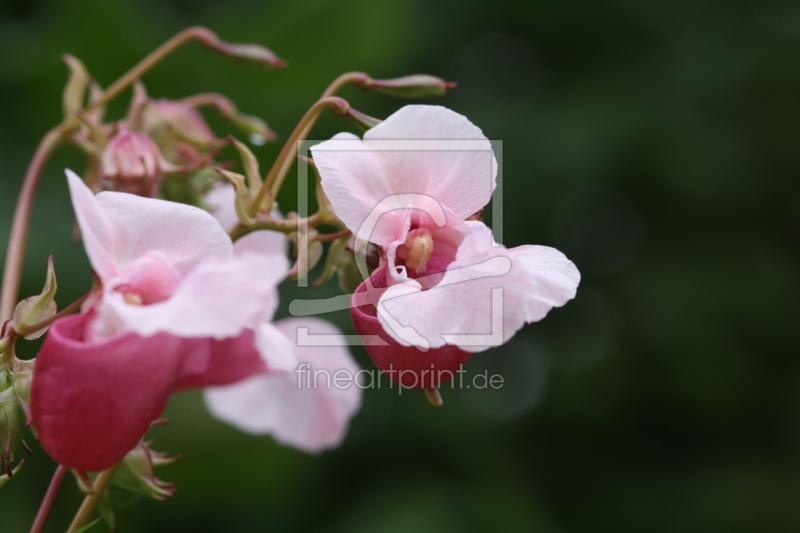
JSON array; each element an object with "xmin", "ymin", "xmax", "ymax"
[
  {"xmin": 123, "ymin": 292, "xmax": 144, "ymax": 306},
  {"xmin": 397, "ymin": 232, "xmax": 434, "ymax": 273}
]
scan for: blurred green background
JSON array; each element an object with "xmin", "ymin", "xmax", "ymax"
[{"xmin": 1, "ymin": 0, "xmax": 799, "ymax": 531}]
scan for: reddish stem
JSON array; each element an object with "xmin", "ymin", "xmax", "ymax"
[
  {"xmin": 0, "ymin": 127, "xmax": 64, "ymax": 322},
  {"xmin": 29, "ymin": 464, "xmax": 68, "ymax": 533}
]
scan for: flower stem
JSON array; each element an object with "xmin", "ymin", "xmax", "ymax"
[
  {"xmin": 250, "ymin": 97, "xmax": 350, "ymax": 217},
  {"xmin": 29, "ymin": 464, "xmax": 68, "ymax": 533},
  {"xmin": 66, "ymin": 463, "xmax": 119, "ymax": 533},
  {"xmin": 0, "ymin": 127, "xmax": 65, "ymax": 322},
  {"xmin": 320, "ymin": 72, "xmax": 371, "ymax": 98},
  {"xmin": 229, "ymin": 213, "xmax": 321, "ymax": 242},
  {"xmin": 86, "ymin": 27, "xmax": 219, "ymax": 113},
  {"xmin": 315, "ymin": 229, "xmax": 351, "ymax": 242}
]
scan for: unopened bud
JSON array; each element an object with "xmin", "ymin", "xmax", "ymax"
[
  {"xmin": 112, "ymin": 442, "xmax": 178, "ymax": 501},
  {"xmin": 0, "ymin": 382, "xmax": 25, "ymax": 477},
  {"xmin": 182, "ymin": 93, "xmax": 276, "ymax": 145},
  {"xmin": 288, "ymin": 229, "xmax": 323, "ymax": 280},
  {"xmin": 205, "ymin": 41, "xmax": 286, "ymax": 69},
  {"xmin": 102, "ymin": 126, "xmax": 167, "ymax": 197},
  {"xmin": 142, "ymin": 99, "xmax": 220, "ymax": 150},
  {"xmin": 61, "ymin": 55, "xmax": 90, "ymax": 120},
  {"xmin": 12, "ymin": 255, "xmax": 57, "ymax": 340},
  {"xmin": 344, "ymin": 108, "xmax": 383, "ymax": 132},
  {"xmin": 338, "ymin": 238, "xmax": 379, "ymax": 294},
  {"xmin": 313, "ymin": 236, "xmax": 349, "ymax": 287},
  {"xmin": 228, "ymin": 136, "xmax": 263, "ymax": 192},
  {"xmin": 12, "ymin": 360, "xmax": 34, "ymax": 423},
  {"xmin": 363, "ymin": 75, "xmax": 456, "ymax": 99},
  {"xmin": 216, "ymin": 168, "xmax": 256, "ymax": 225}
]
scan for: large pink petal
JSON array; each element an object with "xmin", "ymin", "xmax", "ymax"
[
  {"xmin": 67, "ymin": 170, "xmax": 232, "ymax": 281},
  {"xmin": 311, "ymin": 106, "xmax": 495, "ymax": 248},
  {"xmin": 311, "ymin": 133, "xmax": 406, "ymax": 247},
  {"xmin": 65, "ymin": 170, "xmax": 117, "ymax": 280},
  {"xmin": 377, "ymin": 224, "xmax": 580, "ymax": 353},
  {"xmin": 204, "ymin": 184, "xmax": 289, "ymax": 257},
  {"xmin": 507, "ymin": 245, "xmax": 582, "ymax": 323},
  {"xmin": 203, "ymin": 318, "xmax": 361, "ymax": 453},
  {"xmin": 30, "ymin": 313, "xmax": 190, "ymax": 471},
  {"xmin": 93, "ymin": 253, "xmax": 287, "ymax": 339}
]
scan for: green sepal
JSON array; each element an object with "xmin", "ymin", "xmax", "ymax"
[{"xmin": 12, "ymin": 256, "xmax": 57, "ymax": 340}]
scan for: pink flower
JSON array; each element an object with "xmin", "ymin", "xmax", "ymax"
[
  {"xmin": 31, "ymin": 172, "xmax": 295, "ymax": 470},
  {"xmin": 311, "ymin": 105, "xmax": 580, "ymax": 388},
  {"xmin": 200, "ymin": 184, "xmax": 363, "ymax": 452}
]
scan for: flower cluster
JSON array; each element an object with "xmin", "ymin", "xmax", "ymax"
[{"xmin": 0, "ymin": 27, "xmax": 579, "ymax": 532}]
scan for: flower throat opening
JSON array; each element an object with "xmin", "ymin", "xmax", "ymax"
[{"xmin": 397, "ymin": 230, "xmax": 434, "ymax": 274}]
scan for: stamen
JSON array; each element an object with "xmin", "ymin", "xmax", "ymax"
[
  {"xmin": 123, "ymin": 292, "xmax": 144, "ymax": 306},
  {"xmin": 401, "ymin": 232, "xmax": 433, "ymax": 273}
]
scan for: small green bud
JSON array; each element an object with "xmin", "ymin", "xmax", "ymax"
[
  {"xmin": 288, "ymin": 229, "xmax": 323, "ymax": 280},
  {"xmin": 228, "ymin": 136, "xmax": 263, "ymax": 192},
  {"xmin": 313, "ymin": 236, "xmax": 350, "ymax": 288},
  {"xmin": 216, "ymin": 168, "xmax": 257, "ymax": 226},
  {"xmin": 0, "ymin": 386, "xmax": 25, "ymax": 476},
  {"xmin": 12, "ymin": 360, "xmax": 34, "ymax": 423},
  {"xmin": 62, "ymin": 54, "xmax": 90, "ymax": 120},
  {"xmin": 12, "ymin": 255, "xmax": 57, "ymax": 340},
  {"xmin": 344, "ymin": 108, "xmax": 383, "ymax": 132}
]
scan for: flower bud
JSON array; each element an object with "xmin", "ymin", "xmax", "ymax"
[
  {"xmin": 61, "ymin": 54, "xmax": 90, "ymax": 120},
  {"xmin": 337, "ymin": 238, "xmax": 379, "ymax": 294},
  {"xmin": 288, "ymin": 229, "xmax": 323, "ymax": 280},
  {"xmin": 365, "ymin": 75, "xmax": 456, "ymax": 99},
  {"xmin": 343, "ymin": 108, "xmax": 383, "ymax": 132},
  {"xmin": 12, "ymin": 255, "xmax": 57, "ymax": 340},
  {"xmin": 12, "ymin": 360, "xmax": 34, "ymax": 423},
  {"xmin": 110, "ymin": 441, "xmax": 178, "ymax": 502},
  {"xmin": 0, "ymin": 380, "xmax": 25, "ymax": 476},
  {"xmin": 205, "ymin": 41, "xmax": 286, "ymax": 69},
  {"xmin": 182, "ymin": 93, "xmax": 276, "ymax": 145},
  {"xmin": 216, "ymin": 168, "xmax": 257, "ymax": 226},
  {"xmin": 101, "ymin": 126, "xmax": 166, "ymax": 197},
  {"xmin": 142, "ymin": 99, "xmax": 220, "ymax": 150}
]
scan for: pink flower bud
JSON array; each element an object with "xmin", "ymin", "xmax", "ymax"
[
  {"xmin": 142, "ymin": 99, "xmax": 219, "ymax": 150},
  {"xmin": 101, "ymin": 127, "xmax": 165, "ymax": 197},
  {"xmin": 365, "ymin": 75, "xmax": 456, "ymax": 99}
]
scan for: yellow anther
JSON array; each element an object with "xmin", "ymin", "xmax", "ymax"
[
  {"xmin": 399, "ymin": 232, "xmax": 433, "ymax": 273},
  {"xmin": 123, "ymin": 292, "xmax": 143, "ymax": 306}
]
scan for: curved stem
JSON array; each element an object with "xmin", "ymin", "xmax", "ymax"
[
  {"xmin": 315, "ymin": 229, "xmax": 351, "ymax": 243},
  {"xmin": 250, "ymin": 97, "xmax": 349, "ymax": 217},
  {"xmin": 66, "ymin": 464, "xmax": 119, "ymax": 533},
  {"xmin": 29, "ymin": 464, "xmax": 68, "ymax": 533},
  {"xmin": 320, "ymin": 72, "xmax": 371, "ymax": 99},
  {"xmin": 0, "ymin": 127, "xmax": 64, "ymax": 322},
  {"xmin": 87, "ymin": 27, "xmax": 218, "ymax": 113},
  {"xmin": 229, "ymin": 213, "xmax": 321, "ymax": 242}
]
